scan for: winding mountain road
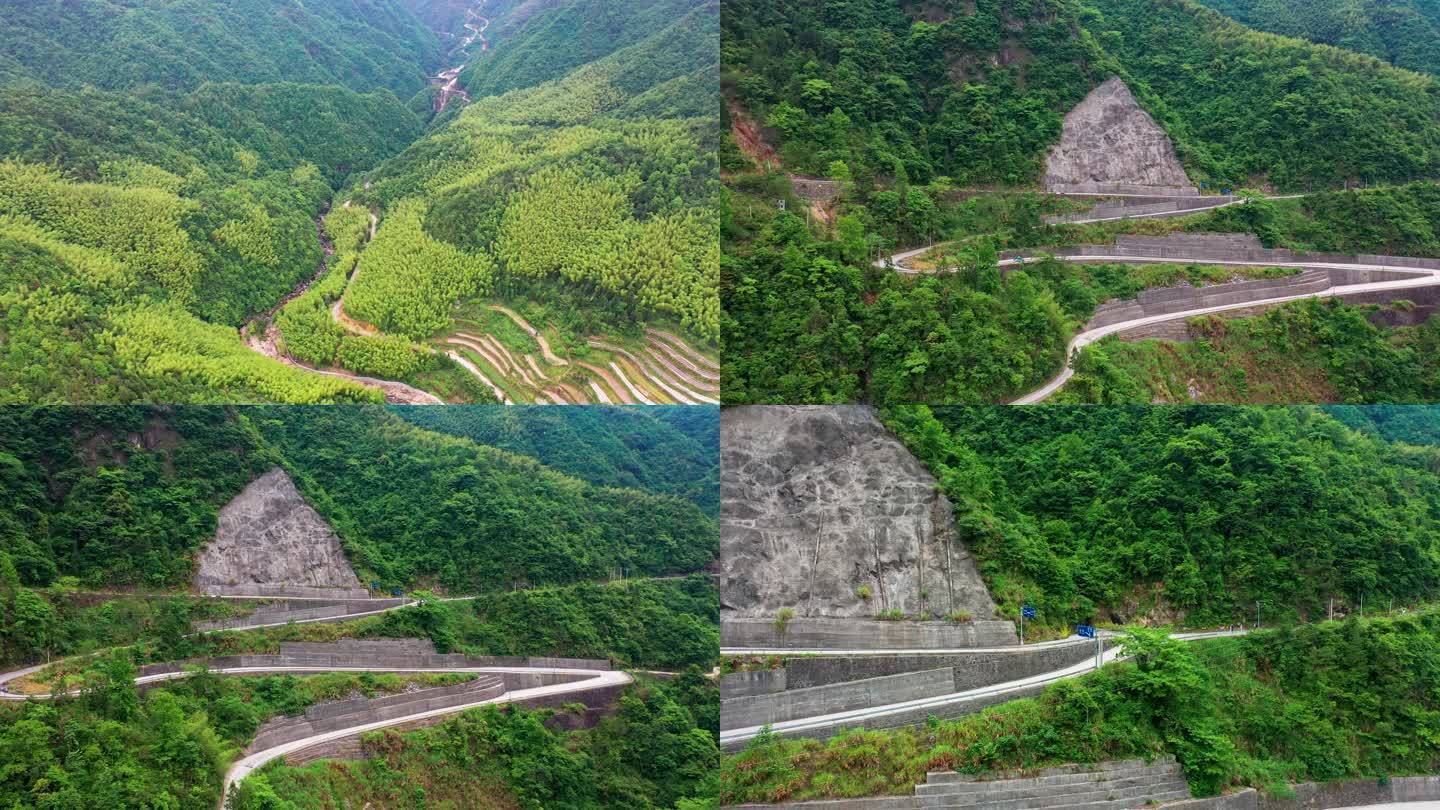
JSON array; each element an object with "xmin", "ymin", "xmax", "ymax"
[
  {"xmin": 871, "ymin": 190, "xmax": 1440, "ymax": 404},
  {"xmin": 0, "ymin": 592, "xmax": 633, "ymax": 807},
  {"xmin": 221, "ymin": 665, "xmax": 630, "ymax": 803}
]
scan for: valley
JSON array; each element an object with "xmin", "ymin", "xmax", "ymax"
[{"xmin": 0, "ymin": 0, "xmax": 720, "ymax": 404}]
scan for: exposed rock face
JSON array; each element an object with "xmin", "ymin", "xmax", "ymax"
[
  {"xmin": 1044, "ymin": 77, "xmax": 1197, "ymax": 195},
  {"xmin": 721, "ymin": 406, "xmax": 996, "ymax": 619},
  {"xmin": 195, "ymin": 468, "xmax": 362, "ymax": 595}
]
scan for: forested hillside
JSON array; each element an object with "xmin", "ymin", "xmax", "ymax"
[
  {"xmin": 336, "ymin": 2, "xmax": 719, "ymax": 342},
  {"xmin": 884, "ymin": 405, "xmax": 1440, "ymax": 629},
  {"xmin": 258, "ymin": 0, "xmax": 721, "ymax": 404},
  {"xmin": 1192, "ymin": 0, "xmax": 1440, "ymax": 77},
  {"xmin": 398, "ymin": 405, "xmax": 721, "ymax": 514},
  {"xmin": 0, "ymin": 406, "xmax": 717, "ymax": 594},
  {"xmin": 0, "ymin": 0, "xmax": 456, "ymax": 403},
  {"xmin": 2, "ymin": 0, "xmax": 717, "ymax": 403},
  {"xmin": 460, "ymin": 0, "xmax": 707, "ymax": 98},
  {"xmin": 0, "ymin": 0, "xmax": 445, "ymax": 96}
]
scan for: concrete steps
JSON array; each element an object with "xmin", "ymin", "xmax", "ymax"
[{"xmin": 917, "ymin": 758, "xmax": 1189, "ymax": 810}]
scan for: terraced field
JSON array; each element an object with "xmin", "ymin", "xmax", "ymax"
[{"xmin": 439, "ymin": 307, "xmax": 719, "ymax": 405}]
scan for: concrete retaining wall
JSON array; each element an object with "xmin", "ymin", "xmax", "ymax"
[
  {"xmin": 195, "ymin": 599, "xmax": 410, "ymax": 632},
  {"xmin": 720, "ymin": 680, "xmax": 1052, "ymax": 752},
  {"xmin": 276, "ymin": 682, "xmax": 627, "ymax": 766},
  {"xmin": 205, "ymin": 584, "xmax": 372, "ymax": 600},
  {"xmin": 1045, "ymin": 197, "xmax": 1231, "ymax": 225},
  {"xmin": 721, "ymin": 668, "xmax": 953, "ymax": 730},
  {"xmin": 721, "ymin": 775, "xmax": 1440, "ymax": 809},
  {"xmin": 1000, "ymin": 234, "xmax": 1440, "ymax": 272},
  {"xmin": 722, "ymin": 669, "xmax": 787, "ymax": 699},
  {"xmin": 1047, "ymin": 182, "xmax": 1199, "ymax": 196},
  {"xmin": 722, "ymin": 619, "xmax": 1018, "ymax": 650},
  {"xmin": 134, "ymin": 639, "xmax": 611, "ymax": 687},
  {"xmin": 1168, "ymin": 776, "xmax": 1440, "ymax": 809},
  {"xmin": 782, "ymin": 639, "xmax": 1104, "ymax": 692},
  {"xmin": 248, "ymin": 675, "xmax": 507, "ymax": 753}
]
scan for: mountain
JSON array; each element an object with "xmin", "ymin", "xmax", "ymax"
[
  {"xmin": 0, "ymin": 406, "xmax": 717, "ymax": 592},
  {"xmin": 273, "ymin": 0, "xmax": 722, "ymax": 405}
]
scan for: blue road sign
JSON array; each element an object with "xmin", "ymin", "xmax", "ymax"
[
  {"xmin": 1222, "ymin": 187, "xmax": 1232, "ymax": 195},
  {"xmin": 1022, "ymin": 605, "xmax": 1036, "ymax": 619},
  {"xmin": 1077, "ymin": 624, "xmax": 1096, "ymax": 638}
]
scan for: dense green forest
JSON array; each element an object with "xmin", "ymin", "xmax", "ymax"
[
  {"xmin": 722, "ymin": 0, "xmax": 1106, "ymax": 186},
  {"xmin": 460, "ymin": 0, "xmax": 708, "ymax": 98},
  {"xmin": 724, "ymin": 612, "xmax": 1440, "ymax": 802},
  {"xmin": 0, "ymin": 0, "xmax": 444, "ymax": 96},
  {"xmin": 724, "ymin": 0, "xmax": 1440, "ymax": 191},
  {"xmin": 238, "ymin": 674, "xmax": 719, "ymax": 810},
  {"xmin": 0, "ymin": 406, "xmax": 717, "ymax": 596},
  {"xmin": 398, "ymin": 405, "xmax": 720, "ymax": 514},
  {"xmin": 1191, "ymin": 0, "xmax": 1440, "ymax": 77},
  {"xmin": 884, "ymin": 405, "xmax": 1440, "ymax": 628}
]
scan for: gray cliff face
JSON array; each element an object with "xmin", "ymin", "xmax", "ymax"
[
  {"xmin": 1044, "ymin": 76, "xmax": 1196, "ymax": 194},
  {"xmin": 194, "ymin": 467, "xmax": 362, "ymax": 594},
  {"xmin": 721, "ymin": 406, "xmax": 996, "ymax": 620}
]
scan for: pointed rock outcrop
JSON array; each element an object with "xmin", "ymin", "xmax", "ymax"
[
  {"xmin": 721, "ymin": 405, "xmax": 997, "ymax": 620},
  {"xmin": 195, "ymin": 467, "xmax": 365, "ymax": 598},
  {"xmin": 1044, "ymin": 76, "xmax": 1197, "ymax": 195}
]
